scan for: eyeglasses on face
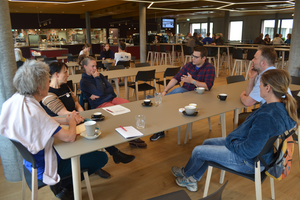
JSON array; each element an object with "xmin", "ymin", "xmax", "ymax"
[{"xmin": 191, "ymin": 54, "xmax": 201, "ymax": 59}]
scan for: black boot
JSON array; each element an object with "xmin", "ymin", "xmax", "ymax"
[
  {"xmin": 95, "ymin": 168, "xmax": 111, "ymax": 179},
  {"xmin": 113, "ymin": 150, "xmax": 135, "ymax": 164}
]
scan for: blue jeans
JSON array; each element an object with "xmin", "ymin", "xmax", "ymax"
[
  {"xmin": 184, "ymin": 137, "xmax": 258, "ymax": 181},
  {"xmin": 167, "ymin": 87, "xmax": 189, "ymax": 95},
  {"xmin": 57, "ymin": 151, "xmax": 108, "ymax": 188}
]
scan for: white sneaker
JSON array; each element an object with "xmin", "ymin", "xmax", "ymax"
[
  {"xmin": 171, "ymin": 166, "xmax": 185, "ymax": 178},
  {"xmin": 176, "ymin": 176, "xmax": 198, "ymax": 192}
]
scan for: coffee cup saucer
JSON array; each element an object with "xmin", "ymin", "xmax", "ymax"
[
  {"xmin": 80, "ymin": 131, "xmax": 101, "ymax": 140},
  {"xmin": 183, "ymin": 111, "xmax": 198, "ymax": 116},
  {"xmin": 142, "ymin": 102, "xmax": 153, "ymax": 107},
  {"xmin": 91, "ymin": 115, "xmax": 105, "ymax": 121}
]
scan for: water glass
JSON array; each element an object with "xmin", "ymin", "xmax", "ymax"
[
  {"xmin": 135, "ymin": 115, "xmax": 146, "ymax": 129},
  {"xmin": 154, "ymin": 92, "xmax": 162, "ymax": 106}
]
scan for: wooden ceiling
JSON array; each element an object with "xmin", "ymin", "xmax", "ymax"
[{"xmin": 9, "ymin": 0, "xmax": 295, "ymax": 20}]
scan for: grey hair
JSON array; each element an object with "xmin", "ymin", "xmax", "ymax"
[{"xmin": 13, "ymin": 60, "xmax": 50, "ymax": 95}]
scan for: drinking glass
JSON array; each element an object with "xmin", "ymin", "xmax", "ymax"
[
  {"xmin": 135, "ymin": 115, "xmax": 146, "ymax": 129},
  {"xmin": 154, "ymin": 93, "xmax": 162, "ymax": 107}
]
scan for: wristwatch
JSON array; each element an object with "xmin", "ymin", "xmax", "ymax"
[{"xmin": 192, "ymin": 80, "xmax": 196, "ymax": 85}]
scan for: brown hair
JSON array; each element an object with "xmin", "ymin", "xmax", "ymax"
[
  {"xmin": 119, "ymin": 41, "xmax": 126, "ymax": 50},
  {"xmin": 258, "ymin": 46, "xmax": 277, "ymax": 66},
  {"xmin": 82, "ymin": 43, "xmax": 91, "ymax": 50},
  {"xmin": 194, "ymin": 46, "xmax": 208, "ymax": 58},
  {"xmin": 261, "ymin": 69, "xmax": 299, "ymax": 128}
]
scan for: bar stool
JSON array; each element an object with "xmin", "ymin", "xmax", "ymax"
[
  {"xmin": 231, "ymin": 48, "xmax": 247, "ymax": 76},
  {"xmin": 183, "ymin": 45, "xmax": 192, "ymax": 64},
  {"xmin": 206, "ymin": 47, "xmax": 218, "ymax": 76},
  {"xmin": 153, "ymin": 45, "xmax": 160, "ymax": 65},
  {"xmin": 245, "ymin": 49, "xmax": 257, "ymax": 80},
  {"xmin": 159, "ymin": 45, "xmax": 172, "ymax": 65},
  {"xmin": 146, "ymin": 45, "xmax": 154, "ymax": 66}
]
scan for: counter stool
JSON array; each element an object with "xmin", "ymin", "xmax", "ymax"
[
  {"xmin": 159, "ymin": 45, "xmax": 172, "ymax": 65},
  {"xmin": 146, "ymin": 45, "xmax": 154, "ymax": 66}
]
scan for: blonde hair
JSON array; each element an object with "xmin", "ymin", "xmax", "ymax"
[{"xmin": 261, "ymin": 69, "xmax": 299, "ymax": 128}]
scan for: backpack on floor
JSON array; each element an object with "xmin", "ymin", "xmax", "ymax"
[{"xmin": 259, "ymin": 128, "xmax": 296, "ymax": 181}]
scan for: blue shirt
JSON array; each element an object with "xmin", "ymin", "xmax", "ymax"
[
  {"xmin": 24, "ymin": 126, "xmax": 61, "ymax": 180},
  {"xmin": 202, "ymin": 37, "xmax": 214, "ymax": 44}
]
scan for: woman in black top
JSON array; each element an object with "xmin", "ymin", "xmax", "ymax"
[{"xmin": 100, "ymin": 43, "xmax": 114, "ymax": 60}]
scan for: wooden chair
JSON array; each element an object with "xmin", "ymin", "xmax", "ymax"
[
  {"xmin": 203, "ymin": 136, "xmax": 278, "ymax": 200},
  {"xmin": 9, "ymin": 139, "xmax": 94, "ymax": 200},
  {"xmin": 128, "ymin": 69, "xmax": 157, "ymax": 100}
]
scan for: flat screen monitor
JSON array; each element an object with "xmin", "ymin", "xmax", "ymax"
[{"xmin": 162, "ymin": 18, "xmax": 174, "ymax": 28}]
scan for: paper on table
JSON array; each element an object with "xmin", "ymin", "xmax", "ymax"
[
  {"xmin": 115, "ymin": 126, "xmax": 143, "ymax": 139},
  {"xmin": 102, "ymin": 105, "xmax": 131, "ymax": 116},
  {"xmin": 61, "ymin": 123, "xmax": 86, "ymax": 135}
]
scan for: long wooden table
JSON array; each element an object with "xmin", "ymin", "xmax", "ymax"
[
  {"xmin": 53, "ymin": 81, "xmax": 300, "ymax": 200},
  {"xmin": 67, "ymin": 65, "xmax": 179, "ymax": 100}
]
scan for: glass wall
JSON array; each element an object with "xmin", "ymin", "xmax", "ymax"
[
  {"xmin": 261, "ymin": 19, "xmax": 293, "ymax": 40},
  {"xmin": 280, "ymin": 19, "xmax": 293, "ymax": 40},
  {"xmin": 262, "ymin": 20, "xmax": 275, "ymax": 39},
  {"xmin": 229, "ymin": 21, "xmax": 243, "ymax": 41}
]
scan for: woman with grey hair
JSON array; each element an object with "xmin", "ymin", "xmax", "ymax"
[{"xmin": 0, "ymin": 60, "xmax": 108, "ymax": 200}]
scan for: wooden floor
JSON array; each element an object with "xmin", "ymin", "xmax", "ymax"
[{"xmin": 1, "ymin": 63, "xmax": 300, "ymax": 200}]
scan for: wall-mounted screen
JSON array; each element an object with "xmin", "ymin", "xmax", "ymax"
[{"xmin": 162, "ymin": 18, "xmax": 174, "ymax": 28}]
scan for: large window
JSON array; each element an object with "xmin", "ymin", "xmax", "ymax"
[
  {"xmin": 176, "ymin": 24, "xmax": 179, "ymax": 34},
  {"xmin": 261, "ymin": 19, "xmax": 293, "ymax": 40},
  {"xmin": 229, "ymin": 21, "xmax": 243, "ymax": 41},
  {"xmin": 190, "ymin": 22, "xmax": 213, "ymax": 36}
]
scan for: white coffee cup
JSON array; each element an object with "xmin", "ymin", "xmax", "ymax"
[
  {"xmin": 84, "ymin": 121, "xmax": 100, "ymax": 137},
  {"xmin": 194, "ymin": 87, "xmax": 205, "ymax": 94},
  {"xmin": 185, "ymin": 106, "xmax": 196, "ymax": 115},
  {"xmin": 189, "ymin": 103, "xmax": 197, "ymax": 108}
]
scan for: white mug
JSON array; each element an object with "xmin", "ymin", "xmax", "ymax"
[{"xmin": 84, "ymin": 121, "xmax": 100, "ymax": 137}]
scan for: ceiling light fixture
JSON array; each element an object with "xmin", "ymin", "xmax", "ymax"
[{"xmin": 147, "ymin": 2, "xmax": 154, "ymax": 9}]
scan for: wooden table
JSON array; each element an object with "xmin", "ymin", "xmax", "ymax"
[
  {"xmin": 53, "ymin": 81, "xmax": 300, "ymax": 200},
  {"xmin": 68, "ymin": 65, "xmax": 179, "ymax": 100}
]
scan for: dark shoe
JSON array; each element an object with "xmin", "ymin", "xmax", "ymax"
[
  {"xmin": 150, "ymin": 131, "xmax": 165, "ymax": 141},
  {"xmin": 50, "ymin": 182, "xmax": 62, "ymax": 196},
  {"xmin": 129, "ymin": 139, "xmax": 147, "ymax": 148},
  {"xmin": 113, "ymin": 150, "xmax": 135, "ymax": 164},
  {"xmin": 95, "ymin": 168, "xmax": 111, "ymax": 179},
  {"xmin": 55, "ymin": 188, "xmax": 74, "ymax": 200}
]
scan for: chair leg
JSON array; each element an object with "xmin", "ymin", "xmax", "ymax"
[
  {"xmin": 208, "ymin": 117, "xmax": 212, "ymax": 130},
  {"xmin": 270, "ymin": 177, "xmax": 275, "ymax": 200},
  {"xmin": 22, "ymin": 169, "xmax": 26, "ymax": 200},
  {"xmin": 83, "ymin": 171, "xmax": 94, "ymax": 200},
  {"xmin": 298, "ymin": 126, "xmax": 300, "ymax": 166},
  {"xmin": 203, "ymin": 166, "xmax": 213, "ymax": 197},
  {"xmin": 32, "ymin": 168, "xmax": 38, "ymax": 200},
  {"xmin": 231, "ymin": 60, "xmax": 237, "ymax": 76},
  {"xmin": 219, "ymin": 170, "xmax": 225, "ymax": 184},
  {"xmin": 255, "ymin": 161, "xmax": 262, "ymax": 200},
  {"xmin": 177, "ymin": 126, "xmax": 181, "ymax": 145}
]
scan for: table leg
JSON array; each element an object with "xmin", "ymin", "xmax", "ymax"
[
  {"xmin": 124, "ymin": 77, "xmax": 128, "ymax": 100},
  {"xmin": 281, "ymin": 51, "xmax": 285, "ymax": 69},
  {"xmin": 172, "ymin": 45, "xmax": 175, "ymax": 65},
  {"xmin": 233, "ymin": 108, "xmax": 239, "ymax": 130},
  {"xmin": 113, "ymin": 78, "xmax": 120, "ymax": 98},
  {"xmin": 220, "ymin": 113, "xmax": 226, "ymax": 137},
  {"xmin": 227, "ymin": 47, "xmax": 230, "ymax": 75},
  {"xmin": 217, "ymin": 47, "xmax": 220, "ymax": 77},
  {"xmin": 177, "ymin": 126, "xmax": 181, "ymax": 145},
  {"xmin": 71, "ymin": 156, "xmax": 82, "ymax": 200}
]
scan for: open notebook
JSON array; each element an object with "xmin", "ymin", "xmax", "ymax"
[{"xmin": 115, "ymin": 126, "xmax": 143, "ymax": 139}]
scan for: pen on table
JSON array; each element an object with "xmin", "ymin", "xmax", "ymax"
[
  {"xmin": 119, "ymin": 125, "xmax": 127, "ymax": 132},
  {"xmin": 106, "ymin": 109, "xmax": 114, "ymax": 113}
]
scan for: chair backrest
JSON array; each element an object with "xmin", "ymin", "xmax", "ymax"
[
  {"xmin": 164, "ymin": 67, "xmax": 181, "ymax": 77},
  {"xmin": 147, "ymin": 45, "xmax": 152, "ymax": 51},
  {"xmin": 96, "ymin": 61, "xmax": 104, "ymax": 69},
  {"xmin": 246, "ymin": 49, "xmax": 257, "ymax": 61},
  {"xmin": 175, "ymin": 45, "xmax": 181, "ymax": 51},
  {"xmin": 109, "ymin": 65, "xmax": 125, "ymax": 71},
  {"xmin": 291, "ymin": 90, "xmax": 300, "ymax": 119},
  {"xmin": 67, "ymin": 55, "xmax": 78, "ymax": 62},
  {"xmin": 160, "ymin": 45, "xmax": 166, "ymax": 52},
  {"xmin": 226, "ymin": 75, "xmax": 245, "ymax": 84},
  {"xmin": 117, "ymin": 61, "xmax": 130, "ymax": 68},
  {"xmin": 206, "ymin": 47, "xmax": 213, "ymax": 57},
  {"xmin": 136, "ymin": 62, "xmax": 151, "ymax": 68},
  {"xmin": 10, "ymin": 140, "xmax": 37, "ymax": 168},
  {"xmin": 232, "ymin": 48, "xmax": 244, "ymax": 59},
  {"xmin": 200, "ymin": 180, "xmax": 228, "ymax": 200},
  {"xmin": 45, "ymin": 60, "xmax": 58, "ymax": 65},
  {"xmin": 61, "ymin": 53, "xmax": 72, "ymax": 56},
  {"xmin": 131, "ymin": 56, "xmax": 136, "ymax": 63},
  {"xmin": 44, "ymin": 57, "xmax": 57, "ymax": 61},
  {"xmin": 257, "ymin": 135, "xmax": 279, "ymax": 161},
  {"xmin": 135, "ymin": 69, "xmax": 156, "ymax": 82},
  {"xmin": 153, "ymin": 45, "xmax": 158, "ymax": 52},
  {"xmin": 183, "ymin": 45, "xmax": 192, "ymax": 55},
  {"xmin": 291, "ymin": 76, "xmax": 300, "ymax": 85},
  {"xmin": 34, "ymin": 55, "xmax": 47, "ymax": 60}
]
